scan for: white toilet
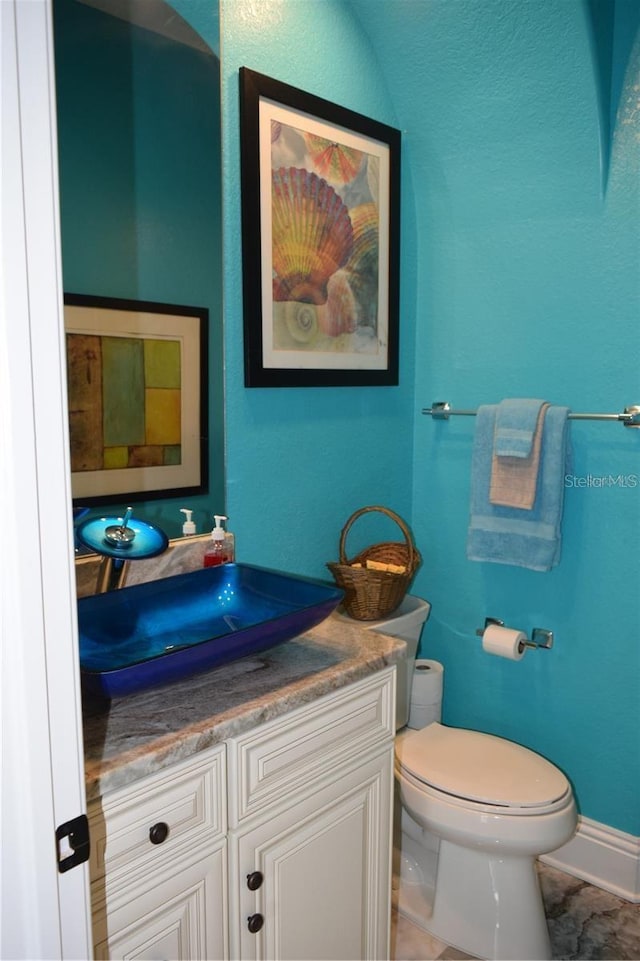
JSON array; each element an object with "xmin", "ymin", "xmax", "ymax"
[{"xmin": 358, "ymin": 595, "xmax": 578, "ymax": 961}]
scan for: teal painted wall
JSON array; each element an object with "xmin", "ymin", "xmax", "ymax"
[
  {"xmin": 347, "ymin": 0, "xmax": 640, "ymax": 835},
  {"xmin": 57, "ymin": 0, "xmax": 639, "ymax": 836},
  {"xmin": 53, "ymin": 0, "xmax": 224, "ymax": 538},
  {"xmin": 217, "ymin": 0, "xmax": 416, "ymax": 573},
  {"xmin": 216, "ymin": 0, "xmax": 639, "ymax": 835}
]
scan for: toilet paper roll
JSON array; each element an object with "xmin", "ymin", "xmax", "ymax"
[
  {"xmin": 482, "ymin": 623, "xmax": 526, "ymax": 661},
  {"xmin": 408, "ymin": 659, "xmax": 443, "ymax": 729}
]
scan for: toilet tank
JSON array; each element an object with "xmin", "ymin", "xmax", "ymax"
[{"xmin": 334, "ymin": 595, "xmax": 431, "ymax": 730}]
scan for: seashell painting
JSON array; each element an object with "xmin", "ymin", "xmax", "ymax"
[
  {"xmin": 241, "ymin": 67, "xmax": 399, "ymax": 383},
  {"xmin": 320, "ymin": 270, "xmax": 359, "ymax": 337},
  {"xmin": 273, "ymin": 299, "xmax": 367, "ymax": 353},
  {"xmin": 303, "ymin": 133, "xmax": 364, "ymax": 185},
  {"xmin": 366, "ymin": 155, "xmax": 380, "ymax": 205},
  {"xmin": 273, "ymin": 301, "xmax": 338, "ymax": 352},
  {"xmin": 271, "ymin": 167, "xmax": 354, "ymax": 305},
  {"xmin": 347, "ymin": 203, "xmax": 379, "ymax": 280},
  {"xmin": 280, "ymin": 300, "xmax": 319, "ymax": 344},
  {"xmin": 344, "ymin": 203, "xmax": 379, "ymax": 329}
]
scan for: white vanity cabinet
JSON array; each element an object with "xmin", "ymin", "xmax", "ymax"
[
  {"xmin": 88, "ymin": 746, "xmax": 228, "ymax": 960},
  {"xmin": 226, "ymin": 667, "xmax": 395, "ymax": 960},
  {"xmin": 88, "ymin": 666, "xmax": 395, "ymax": 961}
]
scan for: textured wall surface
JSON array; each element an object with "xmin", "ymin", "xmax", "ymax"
[
  {"xmin": 203, "ymin": 0, "xmax": 638, "ymax": 834},
  {"xmin": 218, "ymin": 0, "xmax": 416, "ymax": 575},
  {"xmin": 348, "ymin": 0, "xmax": 640, "ymax": 834}
]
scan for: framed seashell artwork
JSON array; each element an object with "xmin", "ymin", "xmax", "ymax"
[{"xmin": 240, "ymin": 67, "xmax": 400, "ymax": 387}]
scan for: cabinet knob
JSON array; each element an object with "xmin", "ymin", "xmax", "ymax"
[
  {"xmin": 247, "ymin": 913, "xmax": 264, "ymax": 934},
  {"xmin": 246, "ymin": 870, "xmax": 264, "ymax": 891},
  {"xmin": 149, "ymin": 821, "xmax": 170, "ymax": 845}
]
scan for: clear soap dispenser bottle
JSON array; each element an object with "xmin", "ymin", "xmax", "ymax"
[
  {"xmin": 204, "ymin": 514, "xmax": 230, "ymax": 567},
  {"xmin": 180, "ymin": 508, "xmax": 196, "ymax": 536}
]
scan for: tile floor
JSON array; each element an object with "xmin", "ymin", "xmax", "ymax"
[{"xmin": 391, "ymin": 862, "xmax": 640, "ymax": 961}]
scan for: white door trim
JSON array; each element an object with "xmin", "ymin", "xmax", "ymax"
[{"xmin": 1, "ymin": 1, "xmax": 92, "ymax": 956}]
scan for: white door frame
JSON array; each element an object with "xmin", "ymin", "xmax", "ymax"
[{"xmin": 1, "ymin": 1, "xmax": 92, "ymax": 957}]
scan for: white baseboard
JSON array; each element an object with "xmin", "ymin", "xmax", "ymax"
[{"xmin": 540, "ymin": 815, "xmax": 640, "ymax": 903}]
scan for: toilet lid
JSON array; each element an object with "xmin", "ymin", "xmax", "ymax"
[{"xmin": 396, "ymin": 723, "xmax": 569, "ymax": 808}]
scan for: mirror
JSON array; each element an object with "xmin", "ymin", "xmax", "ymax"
[{"xmin": 53, "ymin": 0, "xmax": 223, "ymax": 542}]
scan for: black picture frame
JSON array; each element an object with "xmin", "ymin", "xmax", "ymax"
[
  {"xmin": 63, "ymin": 293, "xmax": 208, "ymax": 506},
  {"xmin": 240, "ymin": 67, "xmax": 401, "ymax": 388}
]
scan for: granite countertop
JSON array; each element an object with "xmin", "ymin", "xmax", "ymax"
[{"xmin": 83, "ymin": 611, "xmax": 406, "ymax": 803}]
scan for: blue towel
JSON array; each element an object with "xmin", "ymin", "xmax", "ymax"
[
  {"xmin": 494, "ymin": 398, "xmax": 546, "ymax": 458},
  {"xmin": 467, "ymin": 404, "xmax": 570, "ymax": 571}
]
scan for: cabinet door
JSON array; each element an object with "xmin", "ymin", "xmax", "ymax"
[
  {"xmin": 231, "ymin": 748, "xmax": 392, "ymax": 961},
  {"xmin": 93, "ymin": 845, "xmax": 227, "ymax": 960}
]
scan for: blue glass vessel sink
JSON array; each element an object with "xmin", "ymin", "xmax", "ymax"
[{"xmin": 78, "ymin": 563, "xmax": 344, "ymax": 699}]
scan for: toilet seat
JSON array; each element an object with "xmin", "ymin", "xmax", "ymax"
[{"xmin": 396, "ymin": 722, "xmax": 570, "ymax": 810}]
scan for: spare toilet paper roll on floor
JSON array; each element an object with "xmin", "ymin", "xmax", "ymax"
[
  {"xmin": 409, "ymin": 659, "xmax": 443, "ymax": 729},
  {"xmin": 482, "ymin": 623, "xmax": 527, "ymax": 661}
]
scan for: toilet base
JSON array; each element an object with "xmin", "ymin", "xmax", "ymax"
[
  {"xmin": 393, "ymin": 846, "xmax": 437, "ymax": 930},
  {"xmin": 403, "ymin": 838, "xmax": 552, "ymax": 961}
]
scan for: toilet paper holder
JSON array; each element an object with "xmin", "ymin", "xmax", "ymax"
[{"xmin": 475, "ymin": 618, "xmax": 554, "ymax": 652}]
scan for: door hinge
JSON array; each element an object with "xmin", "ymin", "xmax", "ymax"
[{"xmin": 56, "ymin": 814, "xmax": 90, "ymax": 873}]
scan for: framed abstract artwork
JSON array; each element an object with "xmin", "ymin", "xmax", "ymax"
[
  {"xmin": 240, "ymin": 67, "xmax": 401, "ymax": 387},
  {"xmin": 64, "ymin": 293, "xmax": 208, "ymax": 505}
]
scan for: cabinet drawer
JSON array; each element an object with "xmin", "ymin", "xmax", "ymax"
[
  {"xmin": 93, "ymin": 843, "xmax": 227, "ymax": 960},
  {"xmin": 89, "ymin": 745, "xmax": 226, "ymax": 888},
  {"xmin": 227, "ymin": 667, "xmax": 395, "ymax": 826}
]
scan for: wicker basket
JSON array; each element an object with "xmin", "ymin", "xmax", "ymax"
[{"xmin": 327, "ymin": 506, "xmax": 421, "ymax": 620}]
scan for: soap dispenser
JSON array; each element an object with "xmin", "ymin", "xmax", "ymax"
[
  {"xmin": 180, "ymin": 508, "xmax": 196, "ymax": 536},
  {"xmin": 204, "ymin": 515, "xmax": 230, "ymax": 567}
]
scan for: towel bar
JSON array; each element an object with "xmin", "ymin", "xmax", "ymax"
[{"xmin": 422, "ymin": 401, "xmax": 640, "ymax": 428}]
